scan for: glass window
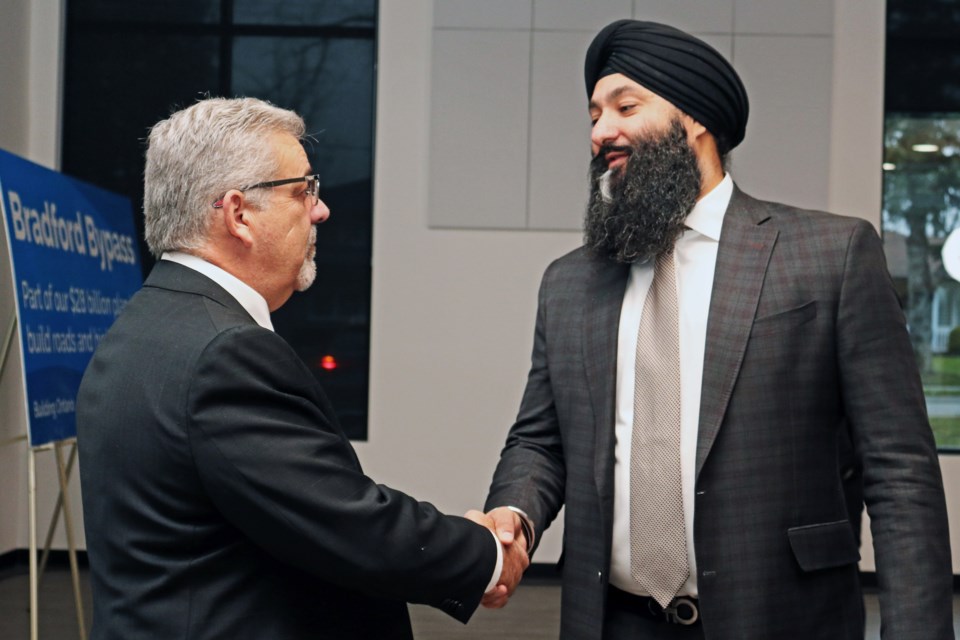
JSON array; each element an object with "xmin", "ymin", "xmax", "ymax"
[
  {"xmin": 231, "ymin": 35, "xmax": 375, "ymax": 190},
  {"xmin": 70, "ymin": 0, "xmax": 221, "ymax": 24},
  {"xmin": 62, "ymin": 0, "xmax": 376, "ymax": 439},
  {"xmin": 883, "ymin": 1, "xmax": 960, "ymax": 452},
  {"xmin": 233, "ymin": 0, "xmax": 376, "ymax": 27}
]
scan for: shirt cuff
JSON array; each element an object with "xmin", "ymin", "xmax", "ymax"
[
  {"xmin": 484, "ymin": 530, "xmax": 504, "ymax": 594},
  {"xmin": 506, "ymin": 506, "xmax": 536, "ymax": 553}
]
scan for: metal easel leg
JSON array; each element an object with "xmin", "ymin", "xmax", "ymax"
[
  {"xmin": 55, "ymin": 440, "xmax": 88, "ymax": 640},
  {"xmin": 28, "ymin": 447, "xmax": 38, "ymax": 640},
  {"xmin": 0, "ymin": 310, "xmax": 15, "ymax": 379},
  {"xmin": 38, "ymin": 442, "xmax": 77, "ymax": 580}
]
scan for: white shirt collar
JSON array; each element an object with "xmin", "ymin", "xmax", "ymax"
[
  {"xmin": 684, "ymin": 173, "xmax": 734, "ymax": 242},
  {"xmin": 160, "ymin": 251, "xmax": 274, "ymax": 331}
]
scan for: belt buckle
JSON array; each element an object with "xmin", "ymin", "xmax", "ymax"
[{"xmin": 660, "ymin": 597, "xmax": 699, "ymax": 625}]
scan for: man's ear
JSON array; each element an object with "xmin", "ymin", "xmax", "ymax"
[
  {"xmin": 683, "ymin": 115, "xmax": 723, "ymax": 169},
  {"xmin": 220, "ymin": 190, "xmax": 255, "ymax": 248},
  {"xmin": 682, "ymin": 115, "xmax": 709, "ymax": 144}
]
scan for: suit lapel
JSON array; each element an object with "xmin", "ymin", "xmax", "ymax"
[
  {"xmin": 582, "ymin": 257, "xmax": 629, "ymax": 526},
  {"xmin": 696, "ymin": 188, "xmax": 778, "ymax": 478}
]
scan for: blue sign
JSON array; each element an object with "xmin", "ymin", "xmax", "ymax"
[{"xmin": 0, "ymin": 149, "xmax": 142, "ymax": 447}]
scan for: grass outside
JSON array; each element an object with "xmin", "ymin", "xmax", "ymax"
[
  {"xmin": 924, "ymin": 354, "xmax": 960, "ymax": 387},
  {"xmin": 930, "ymin": 417, "xmax": 960, "ymax": 451},
  {"xmin": 924, "ymin": 355, "xmax": 960, "ymax": 450}
]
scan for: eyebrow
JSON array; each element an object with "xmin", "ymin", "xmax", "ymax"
[{"xmin": 588, "ymin": 85, "xmax": 643, "ymax": 111}]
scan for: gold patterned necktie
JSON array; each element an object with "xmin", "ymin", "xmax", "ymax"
[{"xmin": 629, "ymin": 249, "xmax": 688, "ymax": 608}]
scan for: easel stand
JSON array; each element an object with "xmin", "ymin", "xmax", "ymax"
[
  {"xmin": 2, "ymin": 312, "xmax": 87, "ymax": 640},
  {"xmin": 28, "ymin": 440, "xmax": 87, "ymax": 640}
]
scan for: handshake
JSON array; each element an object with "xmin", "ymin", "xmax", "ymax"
[{"xmin": 465, "ymin": 507, "xmax": 534, "ymax": 609}]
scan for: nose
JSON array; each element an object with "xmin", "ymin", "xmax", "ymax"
[
  {"xmin": 311, "ymin": 198, "xmax": 330, "ymax": 224},
  {"xmin": 591, "ymin": 111, "xmax": 618, "ymax": 152}
]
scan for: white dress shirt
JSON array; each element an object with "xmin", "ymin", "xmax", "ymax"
[
  {"xmin": 161, "ymin": 251, "xmax": 274, "ymax": 331},
  {"xmin": 608, "ymin": 174, "xmax": 733, "ymax": 597},
  {"xmin": 160, "ymin": 251, "xmax": 505, "ymax": 591}
]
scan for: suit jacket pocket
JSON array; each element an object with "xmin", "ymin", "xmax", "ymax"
[
  {"xmin": 751, "ymin": 300, "xmax": 817, "ymax": 338},
  {"xmin": 787, "ymin": 519, "xmax": 860, "ymax": 572}
]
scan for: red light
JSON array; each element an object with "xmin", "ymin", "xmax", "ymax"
[{"xmin": 320, "ymin": 355, "xmax": 337, "ymax": 370}]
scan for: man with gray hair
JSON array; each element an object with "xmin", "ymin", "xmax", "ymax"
[{"xmin": 76, "ymin": 97, "xmax": 527, "ymax": 639}]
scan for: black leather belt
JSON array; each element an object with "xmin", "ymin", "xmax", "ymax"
[{"xmin": 608, "ymin": 586, "xmax": 701, "ymax": 626}]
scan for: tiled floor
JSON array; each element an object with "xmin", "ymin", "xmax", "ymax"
[{"xmin": 1, "ymin": 566, "xmax": 957, "ymax": 639}]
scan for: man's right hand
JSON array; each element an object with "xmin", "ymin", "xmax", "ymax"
[
  {"xmin": 464, "ymin": 508, "xmax": 530, "ymax": 608},
  {"xmin": 465, "ymin": 507, "xmax": 531, "ymax": 608}
]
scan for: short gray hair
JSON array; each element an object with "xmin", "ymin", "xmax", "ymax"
[{"xmin": 143, "ymin": 97, "xmax": 306, "ymax": 257}]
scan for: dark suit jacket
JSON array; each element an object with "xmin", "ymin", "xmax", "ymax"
[
  {"xmin": 77, "ymin": 260, "xmax": 497, "ymax": 640},
  {"xmin": 486, "ymin": 188, "xmax": 954, "ymax": 639}
]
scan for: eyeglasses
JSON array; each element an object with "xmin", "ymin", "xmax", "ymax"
[{"xmin": 212, "ymin": 174, "xmax": 320, "ymax": 208}]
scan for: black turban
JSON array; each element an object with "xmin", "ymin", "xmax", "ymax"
[{"xmin": 584, "ymin": 19, "xmax": 749, "ymax": 153}]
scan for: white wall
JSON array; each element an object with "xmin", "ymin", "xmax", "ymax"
[
  {"xmin": 360, "ymin": 0, "xmax": 578, "ymax": 565},
  {"xmin": 0, "ymin": 224, "xmax": 28, "ymax": 555},
  {"xmin": 1, "ymin": 0, "xmax": 956, "ymax": 576},
  {"xmin": 0, "ymin": 0, "xmax": 77, "ymax": 556},
  {"xmin": 0, "ymin": 0, "xmax": 31, "ymax": 558}
]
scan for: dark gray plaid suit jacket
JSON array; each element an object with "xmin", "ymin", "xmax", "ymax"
[{"xmin": 486, "ymin": 187, "xmax": 953, "ymax": 639}]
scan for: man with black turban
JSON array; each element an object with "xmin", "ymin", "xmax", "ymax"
[{"xmin": 481, "ymin": 18, "xmax": 953, "ymax": 640}]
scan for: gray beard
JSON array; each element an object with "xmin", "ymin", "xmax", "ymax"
[
  {"xmin": 583, "ymin": 119, "xmax": 702, "ymax": 264},
  {"xmin": 295, "ymin": 226, "xmax": 317, "ymax": 291}
]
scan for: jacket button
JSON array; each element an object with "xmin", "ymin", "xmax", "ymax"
[{"xmin": 597, "ymin": 570, "xmax": 603, "ymax": 582}]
